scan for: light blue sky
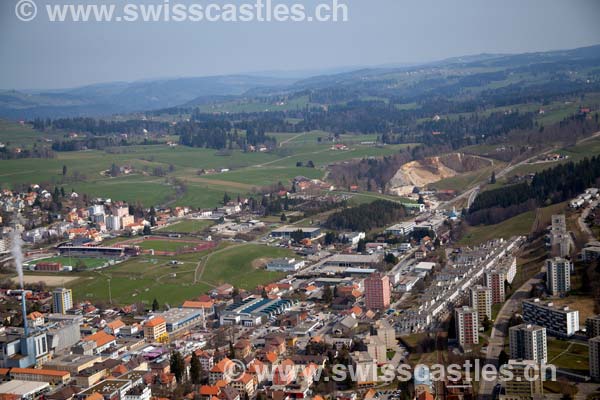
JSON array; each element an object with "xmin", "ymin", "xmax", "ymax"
[{"xmin": 1, "ymin": 0, "xmax": 599, "ymax": 90}]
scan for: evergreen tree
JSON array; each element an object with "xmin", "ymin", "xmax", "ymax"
[
  {"xmin": 490, "ymin": 170, "xmax": 496, "ymax": 184},
  {"xmin": 189, "ymin": 352, "xmax": 202, "ymax": 384},
  {"xmin": 62, "ymin": 165, "xmax": 68, "ymax": 176},
  {"xmin": 152, "ymin": 298, "xmax": 159, "ymax": 312},
  {"xmin": 322, "ymin": 285, "xmax": 333, "ymax": 304},
  {"xmin": 357, "ymin": 239, "xmax": 366, "ymax": 253},
  {"xmin": 170, "ymin": 350, "xmax": 185, "ymax": 383}
]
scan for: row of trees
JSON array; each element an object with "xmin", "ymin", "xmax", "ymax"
[{"xmin": 324, "ymin": 200, "xmax": 407, "ymax": 231}]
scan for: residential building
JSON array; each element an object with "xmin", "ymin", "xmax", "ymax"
[
  {"xmin": 509, "ymin": 324, "xmax": 547, "ymax": 363},
  {"xmin": 82, "ymin": 331, "xmax": 117, "ymax": 355},
  {"xmin": 590, "ymin": 336, "xmax": 600, "ymax": 381},
  {"xmin": 366, "ymin": 336, "xmax": 387, "ymax": 363},
  {"xmin": 469, "ymin": 285, "xmax": 492, "ymax": 323},
  {"xmin": 143, "ymin": 317, "xmax": 167, "ymax": 341},
  {"xmin": 350, "ymin": 352, "xmax": 377, "ymax": 387},
  {"xmin": 455, "ymin": 306, "xmax": 479, "ymax": 346},
  {"xmin": 586, "ymin": 315, "xmax": 600, "ymax": 338},
  {"xmin": 546, "ymin": 257, "xmax": 571, "ymax": 296},
  {"xmin": 522, "ymin": 299, "xmax": 579, "ymax": 337},
  {"xmin": 500, "ymin": 360, "xmax": 544, "ymax": 399},
  {"xmin": 52, "ymin": 288, "xmax": 73, "ymax": 314},
  {"xmin": 105, "ymin": 215, "xmax": 121, "ymax": 231},
  {"xmin": 485, "ymin": 269, "xmax": 505, "ymax": 304},
  {"xmin": 374, "ymin": 319, "xmax": 397, "ymax": 348},
  {"xmin": 209, "ymin": 358, "xmax": 234, "ymax": 384},
  {"xmin": 364, "ymin": 273, "xmax": 391, "ymax": 310}
]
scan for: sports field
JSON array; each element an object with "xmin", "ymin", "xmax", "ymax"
[
  {"xmin": 51, "ymin": 242, "xmax": 296, "ymax": 305},
  {"xmin": 26, "ymin": 256, "xmax": 111, "ymax": 270}
]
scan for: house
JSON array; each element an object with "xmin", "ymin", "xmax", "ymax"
[
  {"xmin": 82, "ymin": 331, "xmax": 117, "ymax": 355},
  {"xmin": 105, "ymin": 319, "xmax": 125, "ymax": 335},
  {"xmin": 211, "ymin": 284, "xmax": 235, "ymax": 297}
]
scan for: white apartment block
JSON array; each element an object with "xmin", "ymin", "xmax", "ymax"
[{"xmin": 522, "ymin": 299, "xmax": 579, "ymax": 337}]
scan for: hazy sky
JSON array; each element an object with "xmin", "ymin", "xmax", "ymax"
[{"xmin": 1, "ymin": 0, "xmax": 599, "ymax": 90}]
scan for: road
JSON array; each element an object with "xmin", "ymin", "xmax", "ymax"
[
  {"xmin": 439, "ymin": 132, "xmax": 600, "ymax": 212},
  {"xmin": 478, "ymin": 269, "xmax": 545, "ymax": 399},
  {"xmin": 577, "ymin": 199, "xmax": 597, "ymax": 241}
]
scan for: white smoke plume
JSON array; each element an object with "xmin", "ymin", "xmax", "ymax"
[{"xmin": 10, "ymin": 230, "xmax": 24, "ymax": 289}]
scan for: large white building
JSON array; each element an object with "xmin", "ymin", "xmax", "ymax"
[
  {"xmin": 384, "ymin": 221, "xmax": 416, "ymax": 236},
  {"xmin": 266, "ymin": 257, "xmax": 305, "ymax": 272},
  {"xmin": 469, "ymin": 285, "xmax": 492, "ymax": 323},
  {"xmin": 455, "ymin": 306, "xmax": 479, "ymax": 346},
  {"xmin": 105, "ymin": 215, "xmax": 121, "ymax": 231},
  {"xmin": 546, "ymin": 257, "xmax": 571, "ymax": 296},
  {"xmin": 522, "ymin": 299, "xmax": 579, "ymax": 337},
  {"xmin": 509, "ymin": 324, "xmax": 547, "ymax": 363}
]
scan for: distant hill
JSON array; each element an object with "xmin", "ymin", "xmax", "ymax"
[
  {"xmin": 1, "ymin": 44, "xmax": 599, "ymax": 120},
  {"xmin": 0, "ymin": 75, "xmax": 294, "ymax": 119}
]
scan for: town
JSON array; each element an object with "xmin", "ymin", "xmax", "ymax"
[{"xmin": 0, "ymin": 175, "xmax": 600, "ymax": 400}]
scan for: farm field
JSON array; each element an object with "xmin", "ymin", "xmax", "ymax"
[
  {"xmin": 0, "ymin": 124, "xmax": 420, "ymax": 209},
  {"xmin": 0, "ymin": 120, "xmax": 63, "ymax": 146},
  {"xmin": 157, "ymin": 219, "xmax": 214, "ymax": 233}
]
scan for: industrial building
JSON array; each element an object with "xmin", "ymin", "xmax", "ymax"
[
  {"xmin": 220, "ymin": 296, "xmax": 295, "ymax": 326},
  {"xmin": 270, "ymin": 226, "xmax": 321, "ymax": 239}
]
